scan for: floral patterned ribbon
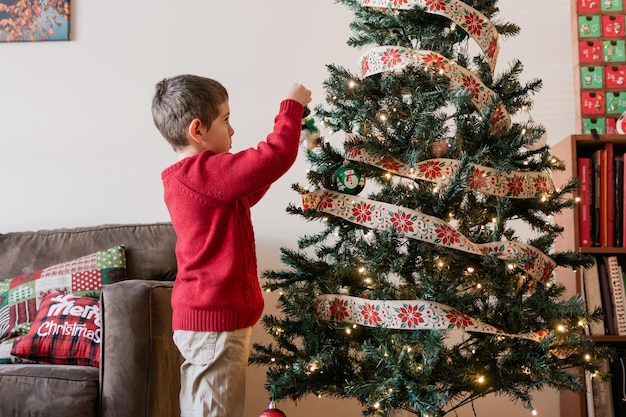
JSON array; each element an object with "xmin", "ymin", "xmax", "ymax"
[
  {"xmin": 357, "ymin": 0, "xmax": 500, "ymax": 73},
  {"xmin": 302, "ymin": 189, "xmax": 556, "ymax": 283},
  {"xmin": 316, "ymin": 294, "xmax": 549, "ymax": 342},
  {"xmin": 345, "ymin": 145, "xmax": 555, "ymax": 198},
  {"xmin": 359, "ymin": 47, "xmax": 510, "ymax": 134}
]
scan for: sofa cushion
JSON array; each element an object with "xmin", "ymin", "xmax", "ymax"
[
  {"xmin": 11, "ymin": 292, "xmax": 101, "ymax": 367},
  {"xmin": 0, "ymin": 245, "xmax": 125, "ymax": 343},
  {"xmin": 0, "ymin": 223, "xmax": 177, "ymax": 281},
  {"xmin": 0, "ymin": 363, "xmax": 98, "ymax": 417}
]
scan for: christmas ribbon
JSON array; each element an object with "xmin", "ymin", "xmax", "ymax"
[
  {"xmin": 357, "ymin": 0, "xmax": 500, "ymax": 73},
  {"xmin": 302, "ymin": 189, "xmax": 555, "ymax": 283},
  {"xmin": 316, "ymin": 294, "xmax": 550, "ymax": 342},
  {"xmin": 359, "ymin": 47, "xmax": 510, "ymax": 134},
  {"xmin": 345, "ymin": 146, "xmax": 555, "ymax": 198}
]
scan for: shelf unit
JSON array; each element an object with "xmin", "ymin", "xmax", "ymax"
[{"xmin": 553, "ymin": 134, "xmax": 626, "ymax": 417}]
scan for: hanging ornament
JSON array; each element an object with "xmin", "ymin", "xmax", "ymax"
[
  {"xmin": 259, "ymin": 386, "xmax": 287, "ymax": 417},
  {"xmin": 300, "ymin": 106, "xmax": 321, "ymax": 150},
  {"xmin": 258, "ymin": 401, "xmax": 287, "ymax": 417},
  {"xmin": 334, "ymin": 164, "xmax": 366, "ymax": 195},
  {"xmin": 431, "ymin": 138, "xmax": 449, "ymax": 157}
]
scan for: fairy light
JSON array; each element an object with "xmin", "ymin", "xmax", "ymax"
[
  {"xmin": 379, "ymin": 113, "xmax": 388, "ymax": 122},
  {"xmin": 575, "ymin": 196, "xmax": 581, "ymax": 203},
  {"xmin": 348, "ymin": 80, "xmax": 357, "ymax": 89},
  {"xmin": 556, "ymin": 324, "xmax": 566, "ymax": 333},
  {"xmin": 531, "ymin": 409, "xmax": 538, "ymax": 416},
  {"xmin": 358, "ymin": 266, "xmax": 366, "ymax": 274},
  {"xmin": 467, "ymin": 267, "xmax": 475, "ymax": 274},
  {"xmin": 521, "ymin": 128, "xmax": 527, "ymax": 135},
  {"xmin": 373, "ymin": 402, "xmax": 381, "ymax": 409},
  {"xmin": 385, "ymin": 172, "xmax": 393, "ymax": 180},
  {"xmin": 476, "ymin": 375, "xmax": 486, "ymax": 384},
  {"xmin": 346, "ymin": 327, "xmax": 352, "ymax": 334},
  {"xmin": 507, "ymin": 263, "xmax": 515, "ymax": 270},
  {"xmin": 476, "ymin": 283, "xmax": 482, "ymax": 289},
  {"xmin": 585, "ymin": 353, "xmax": 592, "ymax": 361}
]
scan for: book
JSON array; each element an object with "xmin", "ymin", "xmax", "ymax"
[
  {"xmin": 579, "ymin": 157, "xmax": 592, "ymax": 247},
  {"xmin": 592, "ymin": 149, "xmax": 603, "ymax": 247},
  {"xmin": 598, "ymin": 259, "xmax": 617, "ymax": 335},
  {"xmin": 616, "ymin": 155, "xmax": 624, "ymax": 247},
  {"xmin": 593, "ymin": 358, "xmax": 616, "ymax": 417},
  {"xmin": 599, "ymin": 143, "xmax": 615, "ymax": 247},
  {"xmin": 612, "ymin": 351, "xmax": 626, "ymax": 416},
  {"xmin": 605, "ymin": 256, "xmax": 626, "ymax": 335},
  {"xmin": 583, "ymin": 256, "xmax": 605, "ymax": 336}
]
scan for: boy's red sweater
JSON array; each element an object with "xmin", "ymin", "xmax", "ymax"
[{"xmin": 161, "ymin": 99, "xmax": 304, "ymax": 332}]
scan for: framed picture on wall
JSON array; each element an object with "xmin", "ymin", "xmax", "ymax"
[{"xmin": 0, "ymin": 0, "xmax": 70, "ymax": 42}]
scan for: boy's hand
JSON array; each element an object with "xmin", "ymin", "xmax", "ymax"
[{"xmin": 287, "ymin": 83, "xmax": 312, "ymax": 107}]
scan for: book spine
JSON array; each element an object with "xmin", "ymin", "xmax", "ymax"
[
  {"xmin": 579, "ymin": 157, "xmax": 592, "ymax": 247},
  {"xmin": 592, "ymin": 149, "xmax": 603, "ymax": 247},
  {"xmin": 605, "ymin": 143, "xmax": 615, "ymax": 247},
  {"xmin": 616, "ymin": 155, "xmax": 624, "ymax": 248},
  {"xmin": 583, "ymin": 257, "xmax": 605, "ymax": 336},
  {"xmin": 606, "ymin": 256, "xmax": 626, "ymax": 335},
  {"xmin": 593, "ymin": 358, "xmax": 616, "ymax": 417},
  {"xmin": 611, "ymin": 355, "xmax": 626, "ymax": 417},
  {"xmin": 599, "ymin": 260, "xmax": 617, "ymax": 335}
]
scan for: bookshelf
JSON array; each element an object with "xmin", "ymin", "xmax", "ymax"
[{"xmin": 553, "ymin": 134, "xmax": 626, "ymax": 417}]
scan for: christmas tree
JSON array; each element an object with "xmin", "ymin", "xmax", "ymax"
[{"xmin": 250, "ymin": 0, "xmax": 608, "ymax": 416}]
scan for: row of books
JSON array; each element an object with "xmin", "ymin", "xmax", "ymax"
[
  {"xmin": 582, "ymin": 255, "xmax": 626, "ymax": 416},
  {"xmin": 585, "ymin": 354, "xmax": 626, "ymax": 417},
  {"xmin": 582, "ymin": 255, "xmax": 626, "ymax": 336},
  {"xmin": 578, "ymin": 142, "xmax": 626, "ymax": 247}
]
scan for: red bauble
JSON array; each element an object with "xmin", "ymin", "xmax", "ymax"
[{"xmin": 258, "ymin": 401, "xmax": 287, "ymax": 417}]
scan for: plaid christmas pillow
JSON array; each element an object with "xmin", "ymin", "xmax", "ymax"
[{"xmin": 11, "ymin": 292, "xmax": 101, "ymax": 367}]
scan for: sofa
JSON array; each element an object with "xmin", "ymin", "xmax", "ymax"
[{"xmin": 0, "ymin": 223, "xmax": 182, "ymax": 417}]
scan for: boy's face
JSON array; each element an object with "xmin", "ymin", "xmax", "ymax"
[{"xmin": 199, "ymin": 100, "xmax": 234, "ymax": 154}]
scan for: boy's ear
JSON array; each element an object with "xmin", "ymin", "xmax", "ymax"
[{"xmin": 187, "ymin": 118, "xmax": 205, "ymax": 144}]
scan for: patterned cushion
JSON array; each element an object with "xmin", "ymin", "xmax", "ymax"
[
  {"xmin": 11, "ymin": 292, "xmax": 101, "ymax": 367},
  {"xmin": 0, "ymin": 245, "xmax": 125, "ymax": 342}
]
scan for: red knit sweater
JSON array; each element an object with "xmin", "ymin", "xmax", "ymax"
[{"xmin": 162, "ymin": 99, "xmax": 304, "ymax": 332}]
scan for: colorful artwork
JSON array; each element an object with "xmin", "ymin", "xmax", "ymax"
[{"xmin": 0, "ymin": 0, "xmax": 69, "ymax": 42}]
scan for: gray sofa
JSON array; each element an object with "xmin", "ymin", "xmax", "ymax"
[{"xmin": 0, "ymin": 223, "xmax": 182, "ymax": 417}]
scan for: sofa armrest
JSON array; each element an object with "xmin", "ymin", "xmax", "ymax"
[{"xmin": 100, "ymin": 280, "xmax": 181, "ymax": 417}]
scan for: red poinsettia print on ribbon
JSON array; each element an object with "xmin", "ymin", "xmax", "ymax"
[
  {"xmin": 397, "ymin": 304, "xmax": 426, "ymax": 328},
  {"xmin": 418, "ymin": 160, "xmax": 444, "ymax": 180},
  {"xmin": 506, "ymin": 175, "xmax": 525, "ymax": 197},
  {"xmin": 425, "ymin": 0, "xmax": 446, "ymax": 12},
  {"xmin": 445, "ymin": 309, "xmax": 475, "ymax": 330},
  {"xmin": 329, "ymin": 298, "xmax": 350, "ymax": 320},
  {"xmin": 360, "ymin": 303, "xmax": 383, "ymax": 325},
  {"xmin": 434, "ymin": 223, "xmax": 461, "ymax": 246},
  {"xmin": 351, "ymin": 202, "xmax": 374, "ymax": 224},
  {"xmin": 390, "ymin": 211, "xmax": 416, "ymax": 233},
  {"xmin": 462, "ymin": 11, "xmax": 485, "ymax": 37}
]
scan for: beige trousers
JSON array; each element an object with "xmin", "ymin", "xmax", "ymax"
[{"xmin": 173, "ymin": 327, "xmax": 252, "ymax": 417}]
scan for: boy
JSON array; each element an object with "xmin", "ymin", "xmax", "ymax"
[{"xmin": 151, "ymin": 74, "xmax": 311, "ymax": 417}]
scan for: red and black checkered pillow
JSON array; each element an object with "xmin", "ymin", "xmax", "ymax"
[{"xmin": 10, "ymin": 292, "xmax": 101, "ymax": 367}]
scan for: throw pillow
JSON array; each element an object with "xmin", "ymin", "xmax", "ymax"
[
  {"xmin": 11, "ymin": 292, "xmax": 101, "ymax": 367},
  {"xmin": 0, "ymin": 245, "xmax": 125, "ymax": 342}
]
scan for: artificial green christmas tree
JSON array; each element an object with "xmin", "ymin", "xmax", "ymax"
[{"xmin": 250, "ymin": 0, "xmax": 609, "ymax": 415}]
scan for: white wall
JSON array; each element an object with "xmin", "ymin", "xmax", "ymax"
[{"xmin": 0, "ymin": 1, "xmax": 575, "ymax": 416}]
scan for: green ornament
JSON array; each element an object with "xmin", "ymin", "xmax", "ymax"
[{"xmin": 334, "ymin": 164, "xmax": 365, "ymax": 195}]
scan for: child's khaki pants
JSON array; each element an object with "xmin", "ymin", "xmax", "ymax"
[{"xmin": 173, "ymin": 327, "xmax": 252, "ymax": 417}]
